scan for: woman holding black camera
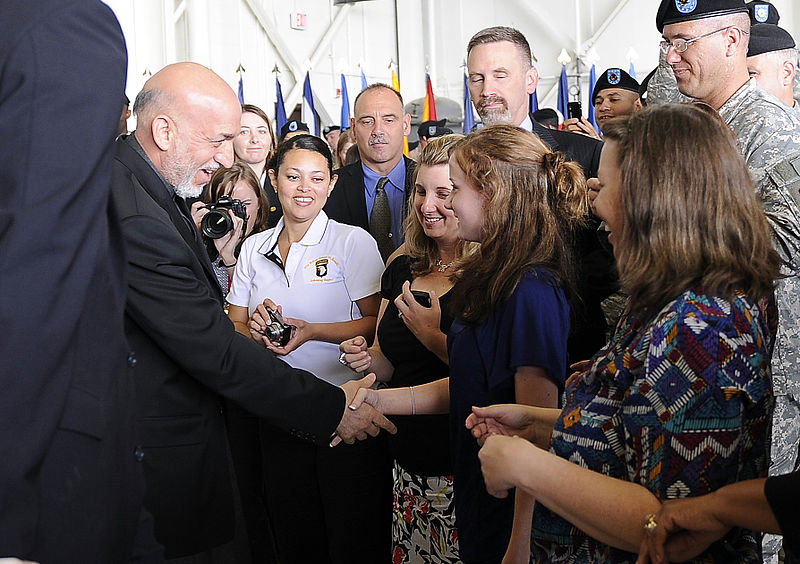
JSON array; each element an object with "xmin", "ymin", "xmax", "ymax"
[
  {"xmin": 199, "ymin": 162, "xmax": 270, "ymax": 297},
  {"xmin": 226, "ymin": 134, "xmax": 388, "ymax": 564}
]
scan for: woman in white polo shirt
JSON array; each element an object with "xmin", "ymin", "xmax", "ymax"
[{"xmin": 227, "ymin": 134, "xmax": 388, "ymax": 564}]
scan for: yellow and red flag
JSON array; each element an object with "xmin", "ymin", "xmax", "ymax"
[
  {"xmin": 391, "ymin": 70, "xmax": 409, "ymax": 157},
  {"xmin": 423, "ymin": 74, "xmax": 437, "ymax": 121}
]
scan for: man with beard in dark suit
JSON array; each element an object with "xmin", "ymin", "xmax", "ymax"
[
  {"xmin": 112, "ymin": 62, "xmax": 395, "ymax": 561},
  {"xmin": 466, "ymin": 25, "xmax": 619, "ymax": 366},
  {"xmin": 324, "ymin": 84, "xmax": 415, "ymax": 262}
]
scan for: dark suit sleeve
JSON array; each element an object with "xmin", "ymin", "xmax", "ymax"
[
  {"xmin": 121, "ymin": 209, "xmax": 345, "ymax": 443},
  {"xmin": 765, "ymin": 472, "xmax": 800, "ymax": 555},
  {"xmin": 0, "ymin": 0, "xmax": 130, "ymax": 554}
]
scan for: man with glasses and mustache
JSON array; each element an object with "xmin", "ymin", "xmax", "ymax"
[{"xmin": 646, "ymin": 3, "xmax": 800, "ymax": 562}]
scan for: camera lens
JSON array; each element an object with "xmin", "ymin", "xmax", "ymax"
[{"xmin": 201, "ymin": 210, "xmax": 234, "ymax": 239}]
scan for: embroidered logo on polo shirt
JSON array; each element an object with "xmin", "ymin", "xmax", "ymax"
[{"xmin": 304, "ymin": 255, "xmax": 340, "ymax": 284}]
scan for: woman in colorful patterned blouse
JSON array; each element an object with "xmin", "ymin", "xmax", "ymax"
[{"xmin": 466, "ymin": 103, "xmax": 781, "ymax": 563}]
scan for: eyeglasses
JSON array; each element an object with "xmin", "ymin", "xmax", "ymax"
[{"xmin": 659, "ymin": 26, "xmax": 749, "ymax": 54}]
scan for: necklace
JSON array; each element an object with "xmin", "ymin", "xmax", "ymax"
[{"xmin": 435, "ymin": 258, "xmax": 454, "ymax": 272}]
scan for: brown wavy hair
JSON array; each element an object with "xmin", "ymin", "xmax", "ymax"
[
  {"xmin": 601, "ymin": 104, "xmax": 780, "ymax": 314},
  {"xmin": 404, "ymin": 134, "xmax": 478, "ymax": 277},
  {"xmin": 448, "ymin": 124, "xmax": 589, "ymax": 325}
]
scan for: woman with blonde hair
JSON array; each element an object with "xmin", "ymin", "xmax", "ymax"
[
  {"xmin": 340, "ymin": 134, "xmax": 475, "ymax": 563},
  {"xmin": 348, "ymin": 124, "xmax": 589, "ymax": 563},
  {"xmin": 468, "ymin": 103, "xmax": 779, "ymax": 563}
]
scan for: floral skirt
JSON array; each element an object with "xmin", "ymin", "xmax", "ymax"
[{"xmin": 391, "ymin": 460, "xmax": 461, "ymax": 564}]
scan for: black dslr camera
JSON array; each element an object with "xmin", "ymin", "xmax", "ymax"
[
  {"xmin": 201, "ymin": 195, "xmax": 248, "ymax": 239},
  {"xmin": 264, "ymin": 307, "xmax": 295, "ymax": 347}
]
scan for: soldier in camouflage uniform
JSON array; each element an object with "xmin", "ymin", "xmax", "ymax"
[{"xmin": 655, "ymin": 1, "xmax": 800, "ymax": 561}]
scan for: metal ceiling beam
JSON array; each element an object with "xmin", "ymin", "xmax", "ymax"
[
  {"xmin": 241, "ymin": 0, "xmax": 305, "ymax": 84},
  {"xmin": 284, "ymin": 4, "xmax": 353, "ymax": 125},
  {"xmin": 580, "ymin": 0, "xmax": 631, "ymax": 57},
  {"xmin": 538, "ymin": 0, "xmax": 632, "ymax": 108},
  {"xmin": 241, "ymin": 0, "xmax": 352, "ymax": 126},
  {"xmin": 512, "ymin": 0, "xmax": 574, "ymax": 55}
]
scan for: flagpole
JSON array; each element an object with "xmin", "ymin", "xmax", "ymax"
[{"xmin": 235, "ymin": 63, "xmax": 245, "ymax": 105}]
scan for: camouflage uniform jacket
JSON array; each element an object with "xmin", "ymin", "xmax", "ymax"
[
  {"xmin": 645, "ymin": 49, "xmax": 692, "ymax": 105},
  {"xmin": 719, "ymin": 79, "xmax": 800, "ymax": 399},
  {"xmin": 649, "ymin": 59, "xmax": 800, "ymax": 397}
]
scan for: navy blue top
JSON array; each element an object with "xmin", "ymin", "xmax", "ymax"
[{"xmin": 447, "ymin": 269, "xmax": 570, "ymax": 563}]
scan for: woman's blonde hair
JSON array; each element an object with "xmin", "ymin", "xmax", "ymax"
[
  {"xmin": 448, "ymin": 124, "xmax": 589, "ymax": 325},
  {"xmin": 403, "ymin": 134, "xmax": 477, "ymax": 276},
  {"xmin": 601, "ymin": 103, "xmax": 780, "ymax": 313}
]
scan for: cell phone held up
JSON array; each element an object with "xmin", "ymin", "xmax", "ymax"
[
  {"xmin": 567, "ymin": 101, "xmax": 582, "ymax": 120},
  {"xmin": 411, "ymin": 290, "xmax": 432, "ymax": 308}
]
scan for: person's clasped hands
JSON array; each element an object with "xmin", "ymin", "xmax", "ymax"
[{"xmin": 332, "ymin": 373, "xmax": 397, "ymax": 447}]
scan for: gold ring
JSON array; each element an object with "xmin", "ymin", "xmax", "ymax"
[{"xmin": 644, "ymin": 513, "xmax": 657, "ymax": 535}]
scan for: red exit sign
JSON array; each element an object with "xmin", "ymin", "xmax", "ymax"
[{"xmin": 290, "ymin": 12, "xmax": 307, "ymax": 30}]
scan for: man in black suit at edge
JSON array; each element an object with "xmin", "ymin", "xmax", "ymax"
[
  {"xmin": 324, "ymin": 84, "xmax": 415, "ymax": 262},
  {"xmin": 466, "ymin": 25, "xmax": 619, "ymax": 364},
  {"xmin": 0, "ymin": 1, "xmax": 163, "ymax": 562},
  {"xmin": 112, "ymin": 62, "xmax": 395, "ymax": 561}
]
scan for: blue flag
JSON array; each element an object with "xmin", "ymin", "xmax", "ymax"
[
  {"xmin": 529, "ymin": 89, "xmax": 539, "ymax": 114},
  {"xmin": 237, "ymin": 76, "xmax": 244, "ymax": 105},
  {"xmin": 587, "ymin": 64, "xmax": 599, "ymax": 132},
  {"xmin": 340, "ymin": 74, "xmax": 351, "ymax": 130},
  {"xmin": 557, "ymin": 65, "xmax": 569, "ymax": 121},
  {"xmin": 361, "ymin": 70, "xmax": 368, "ymax": 90},
  {"xmin": 463, "ymin": 73, "xmax": 475, "ymax": 134},
  {"xmin": 629, "ymin": 62, "xmax": 637, "ymax": 80},
  {"xmin": 303, "ymin": 72, "xmax": 319, "ymax": 136},
  {"xmin": 275, "ymin": 77, "xmax": 287, "ymax": 135}
]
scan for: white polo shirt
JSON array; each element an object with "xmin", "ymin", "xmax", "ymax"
[{"xmin": 228, "ymin": 211, "xmax": 384, "ymax": 386}]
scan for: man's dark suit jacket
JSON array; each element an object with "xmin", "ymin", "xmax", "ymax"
[
  {"xmin": 111, "ymin": 135, "xmax": 346, "ymax": 558},
  {"xmin": 324, "ymin": 156, "xmax": 416, "ymax": 235},
  {"xmin": 0, "ymin": 1, "xmax": 149, "ymax": 561},
  {"xmin": 532, "ymin": 118, "xmax": 618, "ymax": 363}
]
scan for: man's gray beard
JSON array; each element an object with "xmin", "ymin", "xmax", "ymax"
[
  {"xmin": 479, "ymin": 107, "xmax": 513, "ymax": 126},
  {"xmin": 163, "ymin": 156, "xmax": 202, "ymax": 199},
  {"xmin": 174, "ymin": 179, "xmax": 202, "ymax": 199}
]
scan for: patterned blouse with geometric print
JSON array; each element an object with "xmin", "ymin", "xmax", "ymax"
[{"xmin": 531, "ymin": 287, "xmax": 773, "ymax": 564}]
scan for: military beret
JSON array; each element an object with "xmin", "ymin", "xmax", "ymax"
[
  {"xmin": 746, "ymin": 1, "xmax": 780, "ymax": 25},
  {"xmin": 657, "ymin": 0, "xmax": 749, "ymax": 33},
  {"xmin": 639, "ymin": 67, "xmax": 657, "ymax": 104},
  {"xmin": 748, "ymin": 24, "xmax": 796, "ymax": 57},
  {"xmin": 279, "ymin": 119, "xmax": 309, "ymax": 140},
  {"xmin": 322, "ymin": 125, "xmax": 340, "ymax": 136},
  {"xmin": 592, "ymin": 68, "xmax": 641, "ymax": 101},
  {"xmin": 417, "ymin": 119, "xmax": 451, "ymax": 139}
]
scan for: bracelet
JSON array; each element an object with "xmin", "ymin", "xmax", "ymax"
[
  {"xmin": 409, "ymin": 386, "xmax": 416, "ymax": 416},
  {"xmin": 222, "ymin": 260, "xmax": 237, "ymax": 268}
]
